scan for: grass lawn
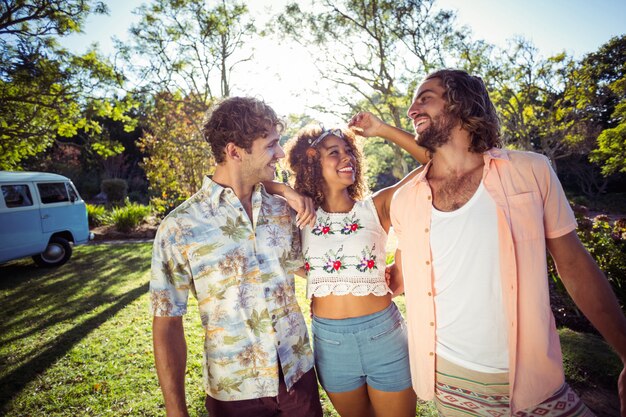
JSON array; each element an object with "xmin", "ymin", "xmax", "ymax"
[{"xmin": 0, "ymin": 242, "xmax": 621, "ymax": 416}]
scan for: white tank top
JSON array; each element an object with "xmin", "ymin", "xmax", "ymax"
[
  {"xmin": 431, "ymin": 182, "xmax": 509, "ymax": 373},
  {"xmin": 302, "ymin": 197, "xmax": 391, "ymax": 298}
]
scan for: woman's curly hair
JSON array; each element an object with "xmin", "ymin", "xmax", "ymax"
[
  {"xmin": 284, "ymin": 124, "xmax": 367, "ymax": 209},
  {"xmin": 202, "ymin": 97, "xmax": 284, "ymax": 163},
  {"xmin": 425, "ymin": 69, "xmax": 502, "ymax": 153}
]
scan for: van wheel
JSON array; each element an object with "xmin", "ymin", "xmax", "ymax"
[{"xmin": 33, "ymin": 237, "xmax": 72, "ymax": 267}]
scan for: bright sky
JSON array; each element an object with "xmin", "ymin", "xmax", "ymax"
[{"xmin": 63, "ymin": 0, "xmax": 626, "ymax": 123}]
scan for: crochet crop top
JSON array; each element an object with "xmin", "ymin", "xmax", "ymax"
[{"xmin": 302, "ymin": 197, "xmax": 391, "ymax": 298}]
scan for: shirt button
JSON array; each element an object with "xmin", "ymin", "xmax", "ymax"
[
  {"xmin": 427, "ymin": 292, "xmax": 432, "ymax": 296},
  {"xmin": 259, "ymin": 259, "xmax": 264, "ymax": 264},
  {"xmin": 272, "ymin": 314, "xmax": 276, "ymax": 320},
  {"xmin": 424, "ymin": 228, "xmax": 429, "ymax": 233},
  {"xmin": 277, "ymin": 341, "xmax": 281, "ymax": 346},
  {"xmin": 429, "ymin": 352, "xmax": 434, "ymax": 356},
  {"xmin": 427, "ymin": 195, "xmax": 432, "ymax": 200},
  {"xmin": 430, "ymin": 322, "xmax": 434, "ymax": 326},
  {"xmin": 264, "ymin": 287, "xmax": 270, "ymax": 293},
  {"xmin": 425, "ymin": 260, "xmax": 430, "ymax": 265}
]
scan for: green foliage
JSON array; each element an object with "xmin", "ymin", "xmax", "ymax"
[
  {"xmin": 488, "ymin": 40, "xmax": 587, "ymax": 168},
  {"xmin": 576, "ymin": 215, "xmax": 626, "ymax": 309},
  {"xmin": 108, "ymin": 201, "xmax": 151, "ymax": 233},
  {"xmin": 274, "ymin": 0, "xmax": 481, "ymax": 179},
  {"xmin": 590, "ymin": 77, "xmax": 626, "ymax": 175},
  {"xmin": 101, "ymin": 178, "xmax": 128, "ymax": 205},
  {"xmin": 552, "ymin": 209, "xmax": 626, "ymax": 310},
  {"xmin": 575, "ymin": 36, "xmax": 626, "ymax": 177},
  {"xmin": 0, "ymin": 1, "xmax": 138, "ymax": 170},
  {"xmin": 120, "ymin": 0, "xmax": 255, "ymax": 100},
  {"xmin": 86, "ymin": 203, "xmax": 107, "ymax": 227},
  {"xmin": 139, "ymin": 92, "xmax": 214, "ymax": 216}
]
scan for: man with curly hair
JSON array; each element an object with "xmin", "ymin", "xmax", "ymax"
[
  {"xmin": 375, "ymin": 69, "xmax": 626, "ymax": 415},
  {"xmin": 149, "ymin": 97, "xmax": 322, "ymax": 417}
]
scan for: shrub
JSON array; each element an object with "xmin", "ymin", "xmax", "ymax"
[
  {"xmin": 101, "ymin": 179, "xmax": 128, "ymax": 206},
  {"xmin": 151, "ymin": 193, "xmax": 188, "ymax": 217},
  {"xmin": 109, "ymin": 201, "xmax": 151, "ymax": 232},
  {"xmin": 86, "ymin": 203, "xmax": 107, "ymax": 227},
  {"xmin": 551, "ymin": 211, "xmax": 626, "ymax": 311},
  {"xmin": 579, "ymin": 215, "xmax": 626, "ymax": 309}
]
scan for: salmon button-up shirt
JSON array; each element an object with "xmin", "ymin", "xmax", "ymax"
[{"xmin": 390, "ymin": 148, "xmax": 577, "ymax": 412}]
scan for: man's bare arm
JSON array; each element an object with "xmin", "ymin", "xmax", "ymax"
[
  {"xmin": 547, "ymin": 231, "xmax": 626, "ymax": 416},
  {"xmin": 153, "ymin": 316, "xmax": 189, "ymax": 417}
]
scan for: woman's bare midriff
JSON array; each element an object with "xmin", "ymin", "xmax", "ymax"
[{"xmin": 311, "ymin": 293, "xmax": 392, "ymax": 319}]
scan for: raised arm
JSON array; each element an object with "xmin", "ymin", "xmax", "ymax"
[
  {"xmin": 547, "ymin": 231, "xmax": 626, "ymax": 415},
  {"xmin": 153, "ymin": 316, "xmax": 190, "ymax": 417},
  {"xmin": 348, "ymin": 111, "xmax": 429, "ymax": 165}
]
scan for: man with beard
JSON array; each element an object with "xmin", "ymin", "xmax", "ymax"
[
  {"xmin": 150, "ymin": 97, "xmax": 322, "ymax": 417},
  {"xmin": 354, "ymin": 69, "xmax": 626, "ymax": 416}
]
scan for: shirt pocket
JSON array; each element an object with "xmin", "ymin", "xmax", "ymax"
[{"xmin": 507, "ymin": 191, "xmax": 544, "ymax": 242}]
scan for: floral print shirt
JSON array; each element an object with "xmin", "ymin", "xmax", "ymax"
[{"xmin": 150, "ymin": 177, "xmax": 313, "ymax": 401}]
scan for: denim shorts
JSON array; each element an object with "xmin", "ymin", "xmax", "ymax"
[{"xmin": 311, "ymin": 302, "xmax": 412, "ymax": 393}]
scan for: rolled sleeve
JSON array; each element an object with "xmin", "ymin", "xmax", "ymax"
[{"xmin": 538, "ymin": 156, "xmax": 577, "ymax": 239}]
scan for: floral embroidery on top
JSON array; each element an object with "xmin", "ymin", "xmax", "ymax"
[
  {"xmin": 306, "ymin": 245, "xmax": 379, "ymax": 275},
  {"xmin": 321, "ymin": 246, "xmax": 346, "ymax": 273},
  {"xmin": 340, "ymin": 212, "xmax": 363, "ymax": 235},
  {"xmin": 312, "ymin": 216, "xmax": 334, "ymax": 236},
  {"xmin": 356, "ymin": 245, "xmax": 378, "ymax": 272},
  {"xmin": 303, "ymin": 249, "xmax": 314, "ymax": 273}
]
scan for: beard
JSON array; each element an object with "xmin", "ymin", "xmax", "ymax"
[{"xmin": 416, "ymin": 112, "xmax": 457, "ymax": 153}]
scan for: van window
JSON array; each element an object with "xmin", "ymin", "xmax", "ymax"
[
  {"xmin": 2, "ymin": 184, "xmax": 34, "ymax": 208},
  {"xmin": 38, "ymin": 182, "xmax": 69, "ymax": 204},
  {"xmin": 67, "ymin": 182, "xmax": 79, "ymax": 202}
]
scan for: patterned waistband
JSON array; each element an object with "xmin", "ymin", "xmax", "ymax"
[{"xmin": 434, "ymin": 356, "xmax": 595, "ymax": 417}]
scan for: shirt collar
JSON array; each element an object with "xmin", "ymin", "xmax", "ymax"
[
  {"xmin": 411, "ymin": 147, "xmax": 509, "ymax": 187},
  {"xmin": 202, "ymin": 176, "xmax": 264, "ymax": 211},
  {"xmin": 482, "ymin": 147, "xmax": 510, "ymax": 171}
]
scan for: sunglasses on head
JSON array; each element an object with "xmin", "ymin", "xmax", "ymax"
[{"xmin": 308, "ymin": 125, "xmax": 344, "ymax": 148}]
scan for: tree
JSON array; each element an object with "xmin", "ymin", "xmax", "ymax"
[
  {"xmin": 120, "ymin": 0, "xmax": 257, "ymax": 212},
  {"xmin": 275, "ymin": 0, "xmax": 483, "ymax": 179},
  {"xmin": 582, "ymin": 36, "xmax": 626, "ymax": 176},
  {"xmin": 591, "ymin": 102, "xmax": 626, "ymax": 176},
  {"xmin": 138, "ymin": 92, "xmax": 214, "ymax": 215},
  {"xmin": 0, "ymin": 0, "xmax": 136, "ymax": 170},
  {"xmin": 488, "ymin": 39, "xmax": 588, "ymax": 170},
  {"xmin": 119, "ymin": 0, "xmax": 255, "ymax": 106}
]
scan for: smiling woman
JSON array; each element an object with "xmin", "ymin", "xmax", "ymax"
[{"xmin": 275, "ymin": 117, "xmax": 430, "ymax": 417}]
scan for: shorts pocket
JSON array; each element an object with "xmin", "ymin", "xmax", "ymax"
[
  {"xmin": 313, "ymin": 333, "xmax": 341, "ymax": 346},
  {"xmin": 370, "ymin": 319, "xmax": 403, "ymax": 341}
]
